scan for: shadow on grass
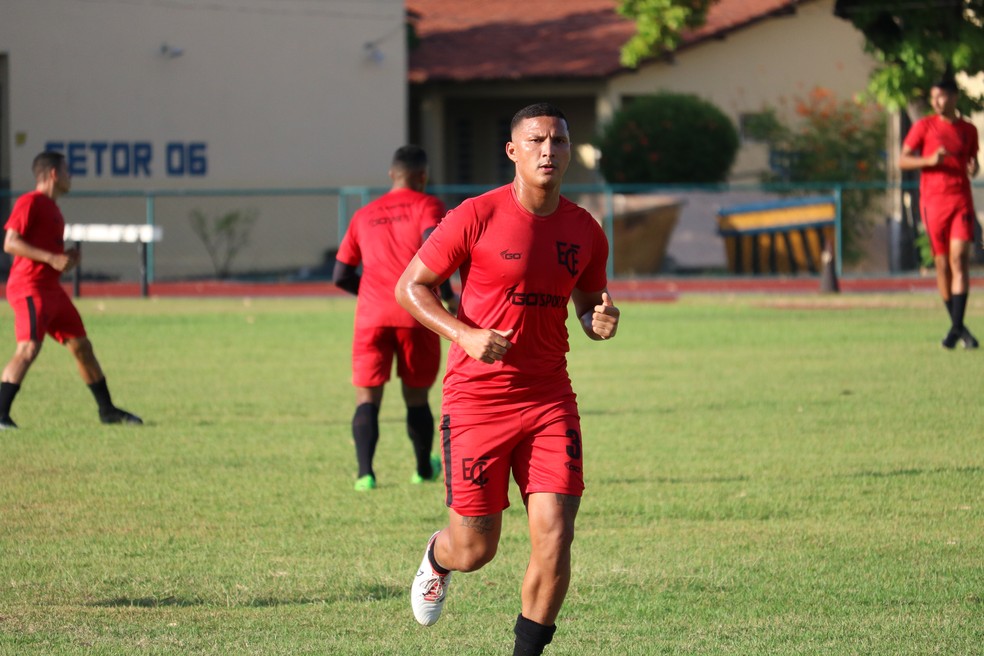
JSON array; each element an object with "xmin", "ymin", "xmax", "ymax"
[
  {"xmin": 599, "ymin": 474, "xmax": 750, "ymax": 485},
  {"xmin": 843, "ymin": 465, "xmax": 982, "ymax": 479},
  {"xmin": 579, "ymin": 407, "xmax": 674, "ymax": 417},
  {"xmin": 89, "ymin": 584, "xmax": 404, "ymax": 608},
  {"xmin": 90, "ymin": 596, "xmax": 206, "ymax": 608}
]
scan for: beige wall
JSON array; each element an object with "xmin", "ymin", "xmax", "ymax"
[
  {"xmin": 1, "ymin": 0, "xmax": 407, "ymax": 279},
  {"xmin": 605, "ymin": 0, "xmax": 876, "ymax": 181}
]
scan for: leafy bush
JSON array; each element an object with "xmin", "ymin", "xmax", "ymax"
[{"xmin": 595, "ymin": 92, "xmax": 739, "ymax": 184}]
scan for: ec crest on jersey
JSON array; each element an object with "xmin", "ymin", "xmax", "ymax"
[{"xmin": 556, "ymin": 241, "xmax": 580, "ymax": 277}]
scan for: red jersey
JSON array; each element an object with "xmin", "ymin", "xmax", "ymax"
[
  {"xmin": 336, "ymin": 188, "xmax": 446, "ymax": 329},
  {"xmin": 4, "ymin": 191, "xmax": 67, "ymax": 295},
  {"xmin": 417, "ymin": 184, "xmax": 609, "ymax": 412},
  {"xmin": 903, "ymin": 114, "xmax": 978, "ymax": 203}
]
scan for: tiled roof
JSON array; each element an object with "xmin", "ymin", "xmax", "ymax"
[{"xmin": 408, "ymin": 0, "xmax": 801, "ymax": 83}]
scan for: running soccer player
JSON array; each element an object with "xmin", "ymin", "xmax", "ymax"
[
  {"xmin": 900, "ymin": 74, "xmax": 981, "ymax": 349},
  {"xmin": 0, "ymin": 151, "xmax": 143, "ymax": 428},
  {"xmin": 333, "ymin": 145, "xmax": 456, "ymax": 491},
  {"xmin": 396, "ymin": 103, "xmax": 619, "ymax": 656}
]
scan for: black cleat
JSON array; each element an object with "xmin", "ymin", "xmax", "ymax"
[
  {"xmin": 0, "ymin": 416, "xmax": 18, "ymax": 429},
  {"xmin": 100, "ymin": 407, "xmax": 143, "ymax": 425},
  {"xmin": 941, "ymin": 329, "xmax": 960, "ymax": 350},
  {"xmin": 960, "ymin": 327, "xmax": 979, "ymax": 350}
]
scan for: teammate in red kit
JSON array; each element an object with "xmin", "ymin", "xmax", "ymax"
[
  {"xmin": 900, "ymin": 74, "xmax": 981, "ymax": 349},
  {"xmin": 0, "ymin": 151, "xmax": 142, "ymax": 428},
  {"xmin": 397, "ymin": 103, "xmax": 619, "ymax": 656},
  {"xmin": 334, "ymin": 145, "xmax": 455, "ymax": 491}
]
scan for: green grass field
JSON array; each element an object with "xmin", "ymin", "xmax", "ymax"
[{"xmin": 0, "ymin": 294, "xmax": 981, "ymax": 655}]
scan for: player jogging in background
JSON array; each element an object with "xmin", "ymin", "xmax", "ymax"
[
  {"xmin": 900, "ymin": 73, "xmax": 980, "ymax": 349},
  {"xmin": 333, "ymin": 145, "xmax": 456, "ymax": 491},
  {"xmin": 0, "ymin": 151, "xmax": 143, "ymax": 429},
  {"xmin": 397, "ymin": 103, "xmax": 619, "ymax": 656}
]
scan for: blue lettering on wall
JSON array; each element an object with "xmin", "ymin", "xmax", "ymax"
[
  {"xmin": 43, "ymin": 141, "xmax": 208, "ymax": 178},
  {"xmin": 134, "ymin": 143, "xmax": 153, "ymax": 177},
  {"xmin": 111, "ymin": 143, "xmax": 130, "ymax": 176},
  {"xmin": 165, "ymin": 142, "xmax": 184, "ymax": 175},
  {"xmin": 165, "ymin": 141, "xmax": 208, "ymax": 176},
  {"xmin": 187, "ymin": 142, "xmax": 207, "ymax": 176},
  {"xmin": 89, "ymin": 142, "xmax": 108, "ymax": 176},
  {"xmin": 68, "ymin": 142, "xmax": 87, "ymax": 176}
]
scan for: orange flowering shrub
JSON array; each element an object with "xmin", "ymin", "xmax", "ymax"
[{"xmin": 748, "ymin": 87, "xmax": 886, "ymax": 263}]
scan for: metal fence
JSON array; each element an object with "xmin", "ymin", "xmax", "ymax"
[{"xmin": 1, "ymin": 181, "xmax": 982, "ymax": 283}]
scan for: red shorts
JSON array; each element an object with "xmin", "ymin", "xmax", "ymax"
[
  {"xmin": 439, "ymin": 400, "xmax": 584, "ymax": 516},
  {"xmin": 352, "ymin": 325, "xmax": 440, "ymax": 388},
  {"xmin": 7, "ymin": 288, "xmax": 87, "ymax": 344},
  {"xmin": 922, "ymin": 198, "xmax": 975, "ymax": 255}
]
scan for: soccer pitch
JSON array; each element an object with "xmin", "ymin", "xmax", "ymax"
[{"xmin": 0, "ymin": 295, "xmax": 981, "ymax": 655}]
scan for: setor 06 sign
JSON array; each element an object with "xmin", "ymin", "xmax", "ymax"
[{"xmin": 44, "ymin": 141, "xmax": 208, "ymax": 178}]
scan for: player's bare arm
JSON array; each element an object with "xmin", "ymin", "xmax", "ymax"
[
  {"xmin": 899, "ymin": 145, "xmax": 947, "ymax": 171},
  {"xmin": 396, "ymin": 254, "xmax": 513, "ymax": 363},
  {"xmin": 3, "ymin": 229, "xmax": 78, "ymax": 272},
  {"xmin": 572, "ymin": 288, "xmax": 619, "ymax": 341},
  {"xmin": 969, "ymin": 156, "xmax": 979, "ymax": 178}
]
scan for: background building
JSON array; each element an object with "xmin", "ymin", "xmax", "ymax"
[
  {"xmin": 1, "ymin": 0, "xmax": 407, "ymax": 280},
  {"xmin": 408, "ymin": 0, "xmax": 890, "ymax": 272}
]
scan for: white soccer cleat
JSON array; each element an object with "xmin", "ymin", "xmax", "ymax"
[{"xmin": 411, "ymin": 531, "xmax": 452, "ymax": 626}]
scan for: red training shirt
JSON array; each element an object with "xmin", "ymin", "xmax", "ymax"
[
  {"xmin": 903, "ymin": 114, "xmax": 978, "ymax": 204},
  {"xmin": 4, "ymin": 191, "xmax": 68, "ymax": 296},
  {"xmin": 336, "ymin": 187, "xmax": 446, "ymax": 329},
  {"xmin": 417, "ymin": 184, "xmax": 609, "ymax": 413}
]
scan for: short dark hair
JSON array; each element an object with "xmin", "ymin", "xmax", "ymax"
[
  {"xmin": 32, "ymin": 151, "xmax": 65, "ymax": 180},
  {"xmin": 392, "ymin": 144, "xmax": 428, "ymax": 173},
  {"xmin": 510, "ymin": 103, "xmax": 568, "ymax": 133},
  {"xmin": 931, "ymin": 72, "xmax": 959, "ymax": 93}
]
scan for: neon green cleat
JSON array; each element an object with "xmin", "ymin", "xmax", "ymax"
[
  {"xmin": 354, "ymin": 474, "xmax": 377, "ymax": 491},
  {"xmin": 411, "ymin": 454, "xmax": 442, "ymax": 484}
]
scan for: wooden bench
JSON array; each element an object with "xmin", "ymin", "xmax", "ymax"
[
  {"xmin": 716, "ymin": 196, "xmax": 835, "ymax": 274},
  {"xmin": 63, "ymin": 224, "xmax": 163, "ymax": 297}
]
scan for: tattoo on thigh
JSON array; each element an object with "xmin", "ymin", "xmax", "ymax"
[
  {"xmin": 556, "ymin": 494, "xmax": 581, "ymax": 515},
  {"xmin": 461, "ymin": 515, "xmax": 495, "ymax": 535}
]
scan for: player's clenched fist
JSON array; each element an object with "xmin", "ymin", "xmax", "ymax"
[{"xmin": 459, "ymin": 327, "xmax": 514, "ymax": 364}]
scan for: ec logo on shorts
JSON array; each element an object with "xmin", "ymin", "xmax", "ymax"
[{"xmin": 462, "ymin": 457, "xmax": 490, "ymax": 487}]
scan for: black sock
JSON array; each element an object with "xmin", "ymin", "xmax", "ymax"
[
  {"xmin": 0, "ymin": 382, "xmax": 21, "ymax": 418},
  {"xmin": 951, "ymin": 293, "xmax": 968, "ymax": 332},
  {"xmin": 352, "ymin": 403, "xmax": 379, "ymax": 478},
  {"xmin": 944, "ymin": 297, "xmax": 954, "ymax": 322},
  {"xmin": 427, "ymin": 537, "xmax": 450, "ymax": 575},
  {"xmin": 407, "ymin": 404, "xmax": 435, "ymax": 478},
  {"xmin": 513, "ymin": 614, "xmax": 556, "ymax": 656},
  {"xmin": 88, "ymin": 377, "xmax": 115, "ymax": 414}
]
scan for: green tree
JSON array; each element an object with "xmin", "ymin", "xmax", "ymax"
[
  {"xmin": 616, "ymin": 0, "xmax": 715, "ymax": 67},
  {"xmin": 833, "ymin": 0, "xmax": 984, "ymax": 114},
  {"xmin": 618, "ymin": 0, "xmax": 984, "ymax": 113}
]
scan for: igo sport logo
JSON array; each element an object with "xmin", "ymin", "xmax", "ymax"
[{"xmin": 462, "ymin": 457, "xmax": 490, "ymax": 487}]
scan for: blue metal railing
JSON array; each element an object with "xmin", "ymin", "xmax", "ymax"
[{"xmin": 2, "ymin": 179, "xmax": 970, "ymax": 283}]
